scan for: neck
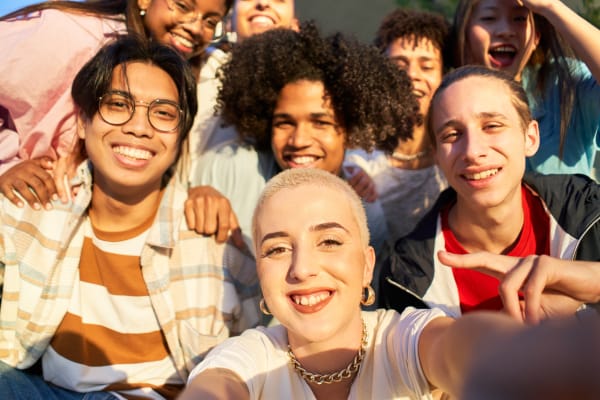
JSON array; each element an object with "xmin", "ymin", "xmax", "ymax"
[
  {"xmin": 390, "ymin": 126, "xmax": 434, "ymax": 169},
  {"xmin": 287, "ymin": 312, "xmax": 364, "ymax": 376},
  {"xmin": 449, "ymin": 193, "xmax": 524, "ymax": 254},
  {"xmin": 89, "ymin": 182, "xmax": 163, "ymax": 232}
]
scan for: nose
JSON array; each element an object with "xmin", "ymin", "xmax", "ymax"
[
  {"xmin": 256, "ymin": 0, "xmax": 270, "ymax": 9},
  {"xmin": 288, "ymin": 244, "xmax": 318, "ymax": 281},
  {"xmin": 406, "ymin": 62, "xmax": 421, "ymax": 82},
  {"xmin": 462, "ymin": 129, "xmax": 488, "ymax": 161},
  {"xmin": 287, "ymin": 123, "xmax": 313, "ymax": 148},
  {"xmin": 122, "ymin": 106, "xmax": 153, "ymax": 138},
  {"xmin": 495, "ymin": 16, "xmax": 516, "ymax": 38}
]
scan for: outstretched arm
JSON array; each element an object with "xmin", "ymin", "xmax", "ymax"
[
  {"xmin": 419, "ymin": 312, "xmax": 522, "ymax": 397},
  {"xmin": 179, "ymin": 368, "xmax": 249, "ymax": 400},
  {"xmin": 522, "ymin": 0, "xmax": 600, "ymax": 80}
]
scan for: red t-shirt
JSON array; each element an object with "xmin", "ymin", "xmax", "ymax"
[{"xmin": 442, "ymin": 186, "xmax": 550, "ymax": 313}]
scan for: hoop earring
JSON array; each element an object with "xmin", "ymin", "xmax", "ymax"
[
  {"xmin": 140, "ymin": 9, "xmax": 146, "ymax": 16},
  {"xmin": 361, "ymin": 285, "xmax": 375, "ymax": 307},
  {"xmin": 260, "ymin": 299, "xmax": 272, "ymax": 315}
]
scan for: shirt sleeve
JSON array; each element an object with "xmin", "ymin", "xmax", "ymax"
[
  {"xmin": 389, "ymin": 307, "xmax": 447, "ymax": 398},
  {"xmin": 0, "ymin": 10, "xmax": 124, "ymax": 169}
]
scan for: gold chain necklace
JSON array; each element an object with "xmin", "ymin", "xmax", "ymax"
[
  {"xmin": 390, "ymin": 149, "xmax": 430, "ymax": 162},
  {"xmin": 287, "ymin": 319, "xmax": 368, "ymax": 385}
]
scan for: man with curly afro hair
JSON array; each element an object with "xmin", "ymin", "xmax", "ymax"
[
  {"xmin": 345, "ymin": 8, "xmax": 451, "ymax": 245},
  {"xmin": 189, "ymin": 22, "xmax": 418, "ymax": 275}
]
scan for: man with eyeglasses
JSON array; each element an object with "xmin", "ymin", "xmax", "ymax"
[{"xmin": 0, "ymin": 35, "xmax": 260, "ymax": 399}]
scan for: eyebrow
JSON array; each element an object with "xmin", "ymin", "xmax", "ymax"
[
  {"xmin": 259, "ymin": 222, "xmax": 350, "ymax": 244},
  {"xmin": 435, "ymin": 112, "xmax": 509, "ymax": 134},
  {"xmin": 272, "ymin": 112, "xmax": 335, "ymax": 119}
]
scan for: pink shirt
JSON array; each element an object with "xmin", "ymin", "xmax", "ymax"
[{"xmin": 0, "ymin": 9, "xmax": 126, "ymax": 174}]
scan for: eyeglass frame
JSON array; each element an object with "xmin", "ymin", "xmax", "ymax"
[
  {"xmin": 164, "ymin": 0, "xmax": 226, "ymax": 40},
  {"xmin": 97, "ymin": 92, "xmax": 183, "ymax": 133}
]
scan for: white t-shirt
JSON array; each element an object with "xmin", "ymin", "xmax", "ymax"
[{"xmin": 188, "ymin": 308, "xmax": 446, "ymax": 399}]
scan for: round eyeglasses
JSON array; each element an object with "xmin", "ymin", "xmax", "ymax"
[
  {"xmin": 98, "ymin": 92, "xmax": 182, "ymax": 133},
  {"xmin": 165, "ymin": 0, "xmax": 224, "ymax": 38}
]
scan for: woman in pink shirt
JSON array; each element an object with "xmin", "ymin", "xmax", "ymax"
[{"xmin": 0, "ymin": 0, "xmax": 230, "ymax": 209}]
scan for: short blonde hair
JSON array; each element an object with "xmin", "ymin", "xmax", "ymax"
[{"xmin": 251, "ymin": 168, "xmax": 370, "ymax": 249}]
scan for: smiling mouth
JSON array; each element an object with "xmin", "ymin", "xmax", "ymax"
[
  {"xmin": 489, "ymin": 46, "xmax": 517, "ymax": 68},
  {"xmin": 291, "ymin": 291, "xmax": 332, "ymax": 306},
  {"xmin": 463, "ymin": 168, "xmax": 499, "ymax": 181},
  {"xmin": 113, "ymin": 145, "xmax": 153, "ymax": 161},
  {"xmin": 250, "ymin": 15, "xmax": 276, "ymax": 27},
  {"xmin": 285, "ymin": 155, "xmax": 320, "ymax": 167},
  {"xmin": 170, "ymin": 32, "xmax": 197, "ymax": 52}
]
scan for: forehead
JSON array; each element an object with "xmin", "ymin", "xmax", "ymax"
[
  {"xmin": 473, "ymin": 0, "xmax": 529, "ymax": 14},
  {"xmin": 274, "ymin": 80, "xmax": 332, "ymax": 113},
  {"xmin": 433, "ymin": 76, "xmax": 516, "ymax": 121},
  {"xmin": 388, "ymin": 37, "xmax": 442, "ymax": 60},
  {"xmin": 256, "ymin": 185, "xmax": 358, "ymax": 233},
  {"xmin": 110, "ymin": 62, "xmax": 178, "ymax": 101}
]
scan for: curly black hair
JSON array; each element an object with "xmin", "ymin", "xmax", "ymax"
[
  {"xmin": 374, "ymin": 8, "xmax": 450, "ymax": 68},
  {"xmin": 216, "ymin": 22, "xmax": 418, "ymax": 153}
]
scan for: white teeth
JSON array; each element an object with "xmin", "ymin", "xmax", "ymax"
[
  {"xmin": 250, "ymin": 15, "xmax": 275, "ymax": 25},
  {"xmin": 113, "ymin": 146, "xmax": 152, "ymax": 160},
  {"xmin": 412, "ymin": 90, "xmax": 425, "ymax": 98},
  {"xmin": 172, "ymin": 33, "xmax": 194, "ymax": 49},
  {"xmin": 292, "ymin": 292, "xmax": 330, "ymax": 306},
  {"xmin": 464, "ymin": 168, "xmax": 499, "ymax": 180},
  {"xmin": 492, "ymin": 46, "xmax": 515, "ymax": 53},
  {"xmin": 290, "ymin": 156, "xmax": 317, "ymax": 165}
]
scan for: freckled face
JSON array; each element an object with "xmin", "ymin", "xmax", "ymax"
[{"xmin": 255, "ymin": 184, "xmax": 374, "ymax": 347}]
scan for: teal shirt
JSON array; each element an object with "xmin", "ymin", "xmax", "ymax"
[{"xmin": 523, "ymin": 60, "xmax": 600, "ymax": 177}]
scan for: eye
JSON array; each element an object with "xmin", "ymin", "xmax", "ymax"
[
  {"xmin": 173, "ymin": 0, "xmax": 194, "ymax": 13},
  {"xmin": 318, "ymin": 236, "xmax": 343, "ymax": 249},
  {"xmin": 439, "ymin": 130, "xmax": 459, "ymax": 143},
  {"xmin": 514, "ymin": 14, "xmax": 528, "ymax": 23},
  {"xmin": 478, "ymin": 14, "xmax": 496, "ymax": 22},
  {"xmin": 151, "ymin": 102, "xmax": 179, "ymax": 121},
  {"xmin": 272, "ymin": 119, "xmax": 295, "ymax": 129},
  {"xmin": 261, "ymin": 243, "xmax": 292, "ymax": 258},
  {"xmin": 483, "ymin": 122, "xmax": 503, "ymax": 131},
  {"xmin": 313, "ymin": 119, "xmax": 335, "ymax": 129},
  {"xmin": 203, "ymin": 16, "xmax": 221, "ymax": 29},
  {"xmin": 102, "ymin": 94, "xmax": 132, "ymax": 111}
]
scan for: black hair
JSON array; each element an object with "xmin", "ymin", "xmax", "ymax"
[
  {"xmin": 374, "ymin": 8, "xmax": 450, "ymax": 70},
  {"xmin": 72, "ymin": 34, "xmax": 197, "ymax": 180},
  {"xmin": 217, "ymin": 21, "xmax": 418, "ymax": 153}
]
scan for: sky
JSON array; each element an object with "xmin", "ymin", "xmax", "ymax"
[{"xmin": 1, "ymin": 0, "xmax": 53, "ymax": 17}]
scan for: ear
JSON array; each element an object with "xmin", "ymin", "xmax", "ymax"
[
  {"xmin": 138, "ymin": 0, "xmax": 151, "ymax": 12},
  {"xmin": 290, "ymin": 18, "xmax": 300, "ymax": 32},
  {"xmin": 76, "ymin": 111, "xmax": 87, "ymax": 140},
  {"xmin": 524, "ymin": 120, "xmax": 540, "ymax": 157},
  {"xmin": 362, "ymin": 246, "xmax": 376, "ymax": 288}
]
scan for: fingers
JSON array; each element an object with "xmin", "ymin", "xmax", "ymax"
[
  {"xmin": 184, "ymin": 186, "xmax": 243, "ymax": 245},
  {"xmin": 347, "ymin": 169, "xmax": 377, "ymax": 202},
  {"xmin": 498, "ymin": 256, "xmax": 538, "ymax": 322},
  {"xmin": 437, "ymin": 250, "xmax": 514, "ymax": 279},
  {"xmin": 53, "ymin": 155, "xmax": 72, "ymax": 203},
  {"xmin": 0, "ymin": 159, "xmax": 57, "ymax": 209}
]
